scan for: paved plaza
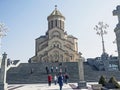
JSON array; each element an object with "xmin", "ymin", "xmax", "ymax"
[{"xmin": 8, "ymin": 83, "xmax": 92, "ymax": 90}]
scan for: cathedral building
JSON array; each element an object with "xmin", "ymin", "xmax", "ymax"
[{"xmin": 30, "ymin": 6, "xmax": 80, "ymax": 63}]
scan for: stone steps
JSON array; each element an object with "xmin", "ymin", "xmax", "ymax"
[
  {"xmin": 6, "ymin": 62, "xmax": 120, "ymax": 84},
  {"xmin": 7, "ymin": 62, "xmax": 79, "ymax": 84},
  {"xmin": 84, "ymin": 62, "xmax": 120, "ymax": 82}
]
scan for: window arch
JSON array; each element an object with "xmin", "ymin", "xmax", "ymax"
[
  {"xmin": 52, "ymin": 41, "xmax": 61, "ymax": 48},
  {"xmin": 51, "ymin": 31, "xmax": 61, "ymax": 38},
  {"xmin": 51, "ymin": 20, "xmax": 53, "ymax": 28},
  {"xmin": 55, "ymin": 19, "xmax": 57, "ymax": 27}
]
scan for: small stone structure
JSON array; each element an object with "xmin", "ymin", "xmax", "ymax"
[{"xmin": 0, "ymin": 52, "xmax": 8, "ymax": 90}]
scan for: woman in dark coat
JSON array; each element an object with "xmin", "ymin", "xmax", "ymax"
[{"xmin": 58, "ymin": 73, "xmax": 63, "ymax": 90}]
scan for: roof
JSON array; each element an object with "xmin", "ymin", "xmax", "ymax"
[
  {"xmin": 47, "ymin": 6, "xmax": 65, "ymax": 20},
  {"xmin": 12, "ymin": 60, "xmax": 20, "ymax": 65},
  {"xmin": 67, "ymin": 35, "xmax": 78, "ymax": 39},
  {"xmin": 50, "ymin": 8, "xmax": 63, "ymax": 16}
]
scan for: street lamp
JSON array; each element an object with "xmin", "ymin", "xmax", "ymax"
[
  {"xmin": 94, "ymin": 22, "xmax": 109, "ymax": 54},
  {"xmin": 0, "ymin": 22, "xmax": 7, "ymax": 58}
]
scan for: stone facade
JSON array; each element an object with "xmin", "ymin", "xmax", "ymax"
[{"xmin": 30, "ymin": 7, "xmax": 80, "ymax": 63}]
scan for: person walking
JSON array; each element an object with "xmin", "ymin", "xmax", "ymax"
[
  {"xmin": 46, "ymin": 66, "xmax": 49, "ymax": 74},
  {"xmin": 59, "ymin": 67, "xmax": 62, "ymax": 73},
  {"xmin": 58, "ymin": 73, "xmax": 63, "ymax": 90},
  {"xmin": 56, "ymin": 66, "xmax": 58, "ymax": 72},
  {"xmin": 48, "ymin": 74, "xmax": 52, "ymax": 86},
  {"xmin": 54, "ymin": 74, "xmax": 58, "ymax": 85},
  {"xmin": 51, "ymin": 66, "xmax": 53, "ymax": 73},
  {"xmin": 64, "ymin": 73, "xmax": 69, "ymax": 84}
]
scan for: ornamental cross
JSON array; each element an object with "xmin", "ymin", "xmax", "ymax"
[
  {"xmin": 113, "ymin": 5, "xmax": 120, "ymax": 23},
  {"xmin": 55, "ymin": 5, "xmax": 57, "ymax": 10}
]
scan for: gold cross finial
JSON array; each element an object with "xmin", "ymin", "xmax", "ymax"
[{"xmin": 55, "ymin": 5, "xmax": 57, "ymax": 10}]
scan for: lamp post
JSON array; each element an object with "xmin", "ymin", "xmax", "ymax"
[
  {"xmin": 94, "ymin": 22, "xmax": 109, "ymax": 54},
  {"xmin": 0, "ymin": 23, "xmax": 7, "ymax": 68},
  {"xmin": 0, "ymin": 23, "xmax": 7, "ymax": 57}
]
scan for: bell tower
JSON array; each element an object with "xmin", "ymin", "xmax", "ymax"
[{"xmin": 47, "ymin": 5, "xmax": 65, "ymax": 30}]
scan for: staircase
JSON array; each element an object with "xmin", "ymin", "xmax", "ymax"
[
  {"xmin": 7, "ymin": 62, "xmax": 120, "ymax": 84},
  {"xmin": 7, "ymin": 62, "xmax": 79, "ymax": 84},
  {"xmin": 84, "ymin": 62, "xmax": 120, "ymax": 82}
]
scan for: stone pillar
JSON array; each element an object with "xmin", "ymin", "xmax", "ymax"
[
  {"xmin": 101, "ymin": 53, "xmax": 109, "ymax": 71},
  {"xmin": 113, "ymin": 5, "xmax": 120, "ymax": 70},
  {"xmin": 77, "ymin": 52, "xmax": 86, "ymax": 88},
  {"xmin": 0, "ymin": 52, "xmax": 8, "ymax": 90},
  {"xmin": 78, "ymin": 58, "xmax": 84, "ymax": 81},
  {"xmin": 0, "ymin": 57, "xmax": 1, "ymax": 68}
]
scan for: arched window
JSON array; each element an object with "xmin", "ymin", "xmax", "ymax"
[
  {"xmin": 60, "ymin": 20, "xmax": 62, "ymax": 29},
  {"xmin": 52, "ymin": 31, "xmax": 61, "ymax": 38},
  {"xmin": 55, "ymin": 20, "xmax": 57, "ymax": 27},
  {"xmin": 57, "ymin": 44, "xmax": 59, "ymax": 48},
  {"xmin": 52, "ymin": 41, "xmax": 61, "ymax": 48},
  {"xmin": 51, "ymin": 20, "xmax": 53, "ymax": 28}
]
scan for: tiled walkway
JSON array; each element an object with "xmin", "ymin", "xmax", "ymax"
[{"xmin": 8, "ymin": 83, "xmax": 91, "ymax": 90}]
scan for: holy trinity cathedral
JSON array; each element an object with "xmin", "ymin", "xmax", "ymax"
[{"xmin": 30, "ymin": 6, "xmax": 80, "ymax": 63}]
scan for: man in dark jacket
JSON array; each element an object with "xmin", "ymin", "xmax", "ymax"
[{"xmin": 58, "ymin": 73, "xmax": 63, "ymax": 90}]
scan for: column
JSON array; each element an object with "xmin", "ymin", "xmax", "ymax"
[
  {"xmin": 77, "ymin": 52, "xmax": 86, "ymax": 88},
  {"xmin": 113, "ymin": 5, "xmax": 120, "ymax": 70},
  {"xmin": 0, "ymin": 52, "xmax": 8, "ymax": 90}
]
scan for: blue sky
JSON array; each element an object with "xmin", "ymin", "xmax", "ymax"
[{"xmin": 0, "ymin": 0, "xmax": 119, "ymax": 62}]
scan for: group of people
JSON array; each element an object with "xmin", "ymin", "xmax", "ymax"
[
  {"xmin": 48, "ymin": 73, "xmax": 69, "ymax": 90},
  {"xmin": 46, "ymin": 65, "xmax": 69, "ymax": 90},
  {"xmin": 46, "ymin": 66, "xmax": 59, "ymax": 74},
  {"xmin": 45, "ymin": 66, "xmax": 67, "ymax": 74}
]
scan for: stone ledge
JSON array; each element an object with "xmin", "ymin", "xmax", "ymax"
[{"xmin": 77, "ymin": 81, "xmax": 87, "ymax": 89}]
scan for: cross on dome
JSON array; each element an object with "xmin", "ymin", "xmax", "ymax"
[{"xmin": 55, "ymin": 5, "xmax": 57, "ymax": 10}]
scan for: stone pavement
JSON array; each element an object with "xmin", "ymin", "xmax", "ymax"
[{"xmin": 8, "ymin": 83, "xmax": 92, "ymax": 90}]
